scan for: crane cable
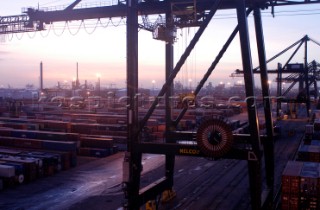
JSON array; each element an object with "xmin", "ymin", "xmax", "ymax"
[
  {"xmin": 40, "ymin": 23, "xmax": 52, "ymax": 38},
  {"xmin": 66, "ymin": 20, "xmax": 83, "ymax": 36},
  {"xmin": 99, "ymin": 18, "xmax": 111, "ymax": 28},
  {"xmin": 83, "ymin": 18, "xmax": 100, "ymax": 34},
  {"xmin": 185, "ymin": 27, "xmax": 197, "ymax": 92},
  {"xmin": 52, "ymin": 21, "xmax": 67, "ymax": 36},
  {"xmin": 175, "ymin": 27, "xmax": 197, "ymax": 92},
  {"xmin": 184, "ymin": 28, "xmax": 189, "ymax": 90},
  {"xmin": 191, "ymin": 27, "xmax": 197, "ymax": 91},
  {"xmin": 6, "ymin": 17, "xmax": 123, "ymax": 42}
]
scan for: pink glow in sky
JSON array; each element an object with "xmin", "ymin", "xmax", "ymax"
[{"xmin": 1, "ymin": 0, "xmax": 320, "ymax": 89}]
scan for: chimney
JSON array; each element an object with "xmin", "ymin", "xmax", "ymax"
[
  {"xmin": 40, "ymin": 61, "xmax": 43, "ymax": 91},
  {"xmin": 76, "ymin": 62, "xmax": 80, "ymax": 88}
]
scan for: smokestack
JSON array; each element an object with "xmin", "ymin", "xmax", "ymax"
[
  {"xmin": 40, "ymin": 61, "xmax": 43, "ymax": 91},
  {"xmin": 76, "ymin": 62, "xmax": 80, "ymax": 88}
]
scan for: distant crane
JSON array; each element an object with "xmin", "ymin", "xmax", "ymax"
[{"xmin": 231, "ymin": 35, "xmax": 320, "ymax": 117}]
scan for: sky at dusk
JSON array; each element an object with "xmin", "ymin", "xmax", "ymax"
[{"xmin": 1, "ymin": 0, "xmax": 320, "ymax": 90}]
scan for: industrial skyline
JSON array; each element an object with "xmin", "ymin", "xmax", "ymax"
[{"xmin": 1, "ymin": 0, "xmax": 320, "ymax": 89}]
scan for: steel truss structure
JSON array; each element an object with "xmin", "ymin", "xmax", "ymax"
[
  {"xmin": 274, "ymin": 36, "xmax": 320, "ymax": 117},
  {"xmin": 1, "ymin": 0, "xmax": 320, "ymax": 209},
  {"xmin": 233, "ymin": 35, "xmax": 320, "ymax": 118}
]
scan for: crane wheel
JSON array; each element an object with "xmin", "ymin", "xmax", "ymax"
[{"xmin": 196, "ymin": 118, "xmax": 233, "ymax": 158}]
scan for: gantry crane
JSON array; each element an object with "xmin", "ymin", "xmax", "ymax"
[
  {"xmin": 232, "ymin": 35, "xmax": 320, "ymax": 118},
  {"xmin": 1, "ymin": 1, "xmax": 320, "ymax": 210}
]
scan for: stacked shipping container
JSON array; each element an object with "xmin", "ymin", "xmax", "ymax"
[
  {"xmin": 282, "ymin": 161, "xmax": 320, "ymax": 210},
  {"xmin": 281, "ymin": 111, "xmax": 320, "ymax": 209}
]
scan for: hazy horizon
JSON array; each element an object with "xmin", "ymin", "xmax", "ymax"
[{"xmin": 1, "ymin": 0, "xmax": 320, "ymax": 90}]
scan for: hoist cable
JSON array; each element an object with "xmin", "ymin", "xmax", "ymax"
[
  {"xmin": 67, "ymin": 21, "xmax": 83, "ymax": 36},
  {"xmin": 83, "ymin": 19, "xmax": 99, "ymax": 34},
  {"xmin": 40, "ymin": 24, "xmax": 52, "ymax": 38},
  {"xmin": 52, "ymin": 21, "xmax": 67, "ymax": 36},
  {"xmin": 26, "ymin": 31, "xmax": 37, "ymax": 39},
  {"xmin": 99, "ymin": 18, "xmax": 111, "ymax": 28},
  {"xmin": 7, "ymin": 33, "xmax": 14, "ymax": 41},
  {"xmin": 110, "ymin": 17, "xmax": 124, "ymax": 27},
  {"xmin": 15, "ymin": 32, "xmax": 24, "ymax": 40}
]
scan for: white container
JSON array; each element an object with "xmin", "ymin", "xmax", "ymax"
[{"xmin": 0, "ymin": 164, "xmax": 15, "ymax": 178}]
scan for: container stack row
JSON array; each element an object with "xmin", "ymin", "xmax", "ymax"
[
  {"xmin": 282, "ymin": 161, "xmax": 320, "ymax": 210},
  {"xmin": 0, "ymin": 124, "xmax": 121, "ymax": 156},
  {"xmin": 0, "ymin": 117, "xmax": 122, "ymax": 191},
  {"xmin": 281, "ymin": 110, "xmax": 320, "ymax": 210},
  {"xmin": 0, "ymin": 146, "xmax": 76, "ymax": 191}
]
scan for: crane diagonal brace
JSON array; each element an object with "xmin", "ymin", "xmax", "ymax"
[{"xmin": 65, "ymin": 0, "xmax": 82, "ymax": 11}]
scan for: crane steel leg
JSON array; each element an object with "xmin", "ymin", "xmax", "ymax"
[
  {"xmin": 236, "ymin": 1, "xmax": 263, "ymax": 209},
  {"xmin": 164, "ymin": 17, "xmax": 176, "ymax": 201},
  {"xmin": 304, "ymin": 40, "xmax": 311, "ymax": 117},
  {"xmin": 276, "ymin": 63, "xmax": 282, "ymax": 118},
  {"xmin": 253, "ymin": 7, "xmax": 275, "ymax": 194},
  {"xmin": 126, "ymin": 0, "xmax": 141, "ymax": 209}
]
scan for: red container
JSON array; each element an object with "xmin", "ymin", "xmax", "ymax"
[
  {"xmin": 0, "ymin": 128, "xmax": 12, "ymax": 137},
  {"xmin": 14, "ymin": 138, "xmax": 43, "ymax": 149},
  {"xmin": 282, "ymin": 161, "xmax": 303, "ymax": 195},
  {"xmin": 0, "ymin": 136, "xmax": 15, "ymax": 147}
]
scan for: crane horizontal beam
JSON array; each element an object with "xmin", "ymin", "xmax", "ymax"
[
  {"xmin": 23, "ymin": 0, "xmax": 320, "ymax": 22},
  {"xmin": 1, "ymin": 0, "xmax": 320, "ymax": 35}
]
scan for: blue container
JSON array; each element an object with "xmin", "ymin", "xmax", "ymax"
[
  {"xmin": 36, "ymin": 131, "xmax": 68, "ymax": 141},
  {"xmin": 11, "ymin": 130, "xmax": 37, "ymax": 139},
  {"xmin": 42, "ymin": 140, "xmax": 77, "ymax": 152}
]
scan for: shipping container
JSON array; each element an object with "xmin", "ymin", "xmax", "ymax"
[
  {"xmin": 17, "ymin": 151, "xmax": 61, "ymax": 176},
  {"xmin": 282, "ymin": 161, "xmax": 303, "ymax": 195},
  {"xmin": 42, "ymin": 140, "xmax": 77, "ymax": 152},
  {"xmin": 297, "ymin": 145, "xmax": 320, "ymax": 162},
  {"xmin": 0, "ymin": 155, "xmax": 38, "ymax": 182},
  {"xmin": 2, "ymin": 122, "xmax": 27, "ymax": 130},
  {"xmin": 0, "ymin": 127, "xmax": 12, "ymax": 137},
  {"xmin": 80, "ymin": 137, "xmax": 113, "ymax": 149},
  {"xmin": 0, "ymin": 136, "xmax": 16, "ymax": 147},
  {"xmin": 282, "ymin": 161, "xmax": 320, "ymax": 210},
  {"xmin": 300, "ymin": 162, "xmax": 320, "ymax": 209},
  {"xmin": 35, "ymin": 130, "xmax": 79, "ymax": 142},
  {"xmin": 14, "ymin": 138, "xmax": 43, "ymax": 149},
  {"xmin": 0, "ymin": 164, "xmax": 15, "ymax": 178},
  {"xmin": 11, "ymin": 130, "xmax": 37, "ymax": 139},
  {"xmin": 0, "ymin": 147, "xmax": 22, "ymax": 156},
  {"xmin": 0, "ymin": 162, "xmax": 25, "ymax": 184},
  {"xmin": 78, "ymin": 147, "xmax": 113, "ymax": 158},
  {"xmin": 310, "ymin": 140, "xmax": 320, "ymax": 146}
]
